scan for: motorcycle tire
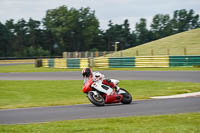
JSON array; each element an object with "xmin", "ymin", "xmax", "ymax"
[
  {"xmin": 87, "ymin": 91, "xmax": 105, "ymax": 106},
  {"xmin": 120, "ymin": 88, "xmax": 132, "ymax": 104}
]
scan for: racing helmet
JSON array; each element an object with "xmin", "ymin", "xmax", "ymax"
[
  {"xmin": 93, "ymin": 71, "xmax": 104, "ymax": 81},
  {"xmin": 82, "ymin": 68, "xmax": 92, "ymax": 77}
]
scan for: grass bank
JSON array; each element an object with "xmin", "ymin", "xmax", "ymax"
[
  {"xmin": 110, "ymin": 28, "xmax": 200, "ymax": 56},
  {"xmin": 0, "ymin": 64, "xmax": 200, "ymax": 73},
  {"xmin": 0, "ymin": 113, "xmax": 199, "ymax": 133},
  {"xmin": 0, "ymin": 80, "xmax": 200, "ymax": 109}
]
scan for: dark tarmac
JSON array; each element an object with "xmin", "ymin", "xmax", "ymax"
[
  {"xmin": 0, "ymin": 97, "xmax": 200, "ymax": 124},
  {"xmin": 0, "ymin": 71, "xmax": 200, "ymax": 82}
]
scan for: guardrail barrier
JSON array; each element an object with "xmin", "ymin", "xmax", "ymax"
[
  {"xmin": 135, "ymin": 56, "xmax": 169, "ymax": 67},
  {"xmin": 38, "ymin": 55, "xmax": 200, "ymax": 68},
  {"xmin": 169, "ymin": 56, "xmax": 200, "ymax": 67},
  {"xmin": 0, "ymin": 59, "xmax": 35, "ymax": 64},
  {"xmin": 41, "ymin": 58, "xmax": 89, "ymax": 68}
]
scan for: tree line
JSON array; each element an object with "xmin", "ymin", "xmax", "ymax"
[{"xmin": 0, "ymin": 6, "xmax": 200, "ymax": 57}]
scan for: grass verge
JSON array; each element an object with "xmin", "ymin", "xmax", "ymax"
[
  {"xmin": 0, "ymin": 64, "xmax": 200, "ymax": 73},
  {"xmin": 0, "ymin": 113, "xmax": 199, "ymax": 133},
  {"xmin": 0, "ymin": 64, "xmax": 81, "ymax": 73},
  {"xmin": 0, "ymin": 80, "xmax": 200, "ymax": 109}
]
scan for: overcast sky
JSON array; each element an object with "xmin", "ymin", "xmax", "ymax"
[{"xmin": 0, "ymin": 0, "xmax": 200, "ymax": 30}]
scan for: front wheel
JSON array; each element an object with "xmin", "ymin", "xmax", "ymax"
[
  {"xmin": 87, "ymin": 91, "xmax": 105, "ymax": 106},
  {"xmin": 120, "ymin": 88, "xmax": 132, "ymax": 104}
]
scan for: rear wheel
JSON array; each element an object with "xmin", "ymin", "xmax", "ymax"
[
  {"xmin": 120, "ymin": 88, "xmax": 132, "ymax": 104},
  {"xmin": 87, "ymin": 91, "xmax": 105, "ymax": 106}
]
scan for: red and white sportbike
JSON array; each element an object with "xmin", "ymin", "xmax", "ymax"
[{"xmin": 82, "ymin": 72, "xmax": 132, "ymax": 106}]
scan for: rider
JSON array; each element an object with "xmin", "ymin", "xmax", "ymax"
[{"xmin": 82, "ymin": 68, "xmax": 120, "ymax": 92}]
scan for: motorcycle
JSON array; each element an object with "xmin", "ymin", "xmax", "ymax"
[{"xmin": 82, "ymin": 76, "xmax": 132, "ymax": 106}]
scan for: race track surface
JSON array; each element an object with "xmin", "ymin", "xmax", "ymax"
[
  {"xmin": 0, "ymin": 97, "xmax": 200, "ymax": 124},
  {"xmin": 1, "ymin": 71, "xmax": 200, "ymax": 82}
]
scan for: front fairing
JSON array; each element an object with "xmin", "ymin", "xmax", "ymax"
[
  {"xmin": 82, "ymin": 77, "xmax": 93, "ymax": 93},
  {"xmin": 91, "ymin": 80, "xmax": 113, "ymax": 96}
]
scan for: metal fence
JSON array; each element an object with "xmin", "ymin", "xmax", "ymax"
[
  {"xmin": 63, "ymin": 48, "xmax": 200, "ymax": 58},
  {"xmin": 63, "ymin": 51, "xmax": 115, "ymax": 58},
  {"xmin": 123, "ymin": 48, "xmax": 200, "ymax": 56}
]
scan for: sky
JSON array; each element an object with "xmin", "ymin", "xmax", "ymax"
[{"xmin": 0, "ymin": 0, "xmax": 200, "ymax": 30}]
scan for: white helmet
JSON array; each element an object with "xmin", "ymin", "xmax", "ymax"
[{"xmin": 93, "ymin": 72, "xmax": 104, "ymax": 81}]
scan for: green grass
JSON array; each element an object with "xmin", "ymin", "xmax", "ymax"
[
  {"xmin": 0, "ymin": 80, "xmax": 200, "ymax": 109},
  {"xmin": 0, "ymin": 64, "xmax": 81, "ymax": 73},
  {"xmin": 110, "ymin": 28, "xmax": 200, "ymax": 56},
  {"xmin": 0, "ymin": 64, "xmax": 200, "ymax": 73},
  {"xmin": 0, "ymin": 113, "xmax": 199, "ymax": 133},
  {"xmin": 0, "ymin": 80, "xmax": 84, "ymax": 109}
]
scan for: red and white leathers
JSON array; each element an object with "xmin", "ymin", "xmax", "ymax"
[{"xmin": 92, "ymin": 72, "xmax": 120, "ymax": 91}]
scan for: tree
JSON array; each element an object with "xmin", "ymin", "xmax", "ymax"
[
  {"xmin": 171, "ymin": 9, "xmax": 200, "ymax": 33},
  {"xmin": 104, "ymin": 19, "xmax": 135, "ymax": 50},
  {"xmin": 11, "ymin": 19, "xmax": 28, "ymax": 56},
  {"xmin": 27, "ymin": 18, "xmax": 41, "ymax": 48},
  {"xmin": 121, "ymin": 19, "xmax": 135, "ymax": 49},
  {"xmin": 135, "ymin": 18, "xmax": 150, "ymax": 45},
  {"xmin": 43, "ymin": 6, "xmax": 100, "ymax": 53},
  {"xmin": 3, "ymin": 19, "xmax": 16, "ymax": 56},
  {"xmin": 150, "ymin": 14, "xmax": 172, "ymax": 40},
  {"xmin": 90, "ymin": 29, "xmax": 106, "ymax": 51},
  {"xmin": 0, "ymin": 22, "xmax": 10, "ymax": 56}
]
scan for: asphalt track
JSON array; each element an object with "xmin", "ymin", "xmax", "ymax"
[
  {"xmin": 0, "ymin": 97, "xmax": 200, "ymax": 124},
  {"xmin": 0, "ymin": 71, "xmax": 200, "ymax": 82}
]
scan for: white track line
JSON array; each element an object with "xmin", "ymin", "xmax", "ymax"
[{"xmin": 151, "ymin": 92, "xmax": 200, "ymax": 99}]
